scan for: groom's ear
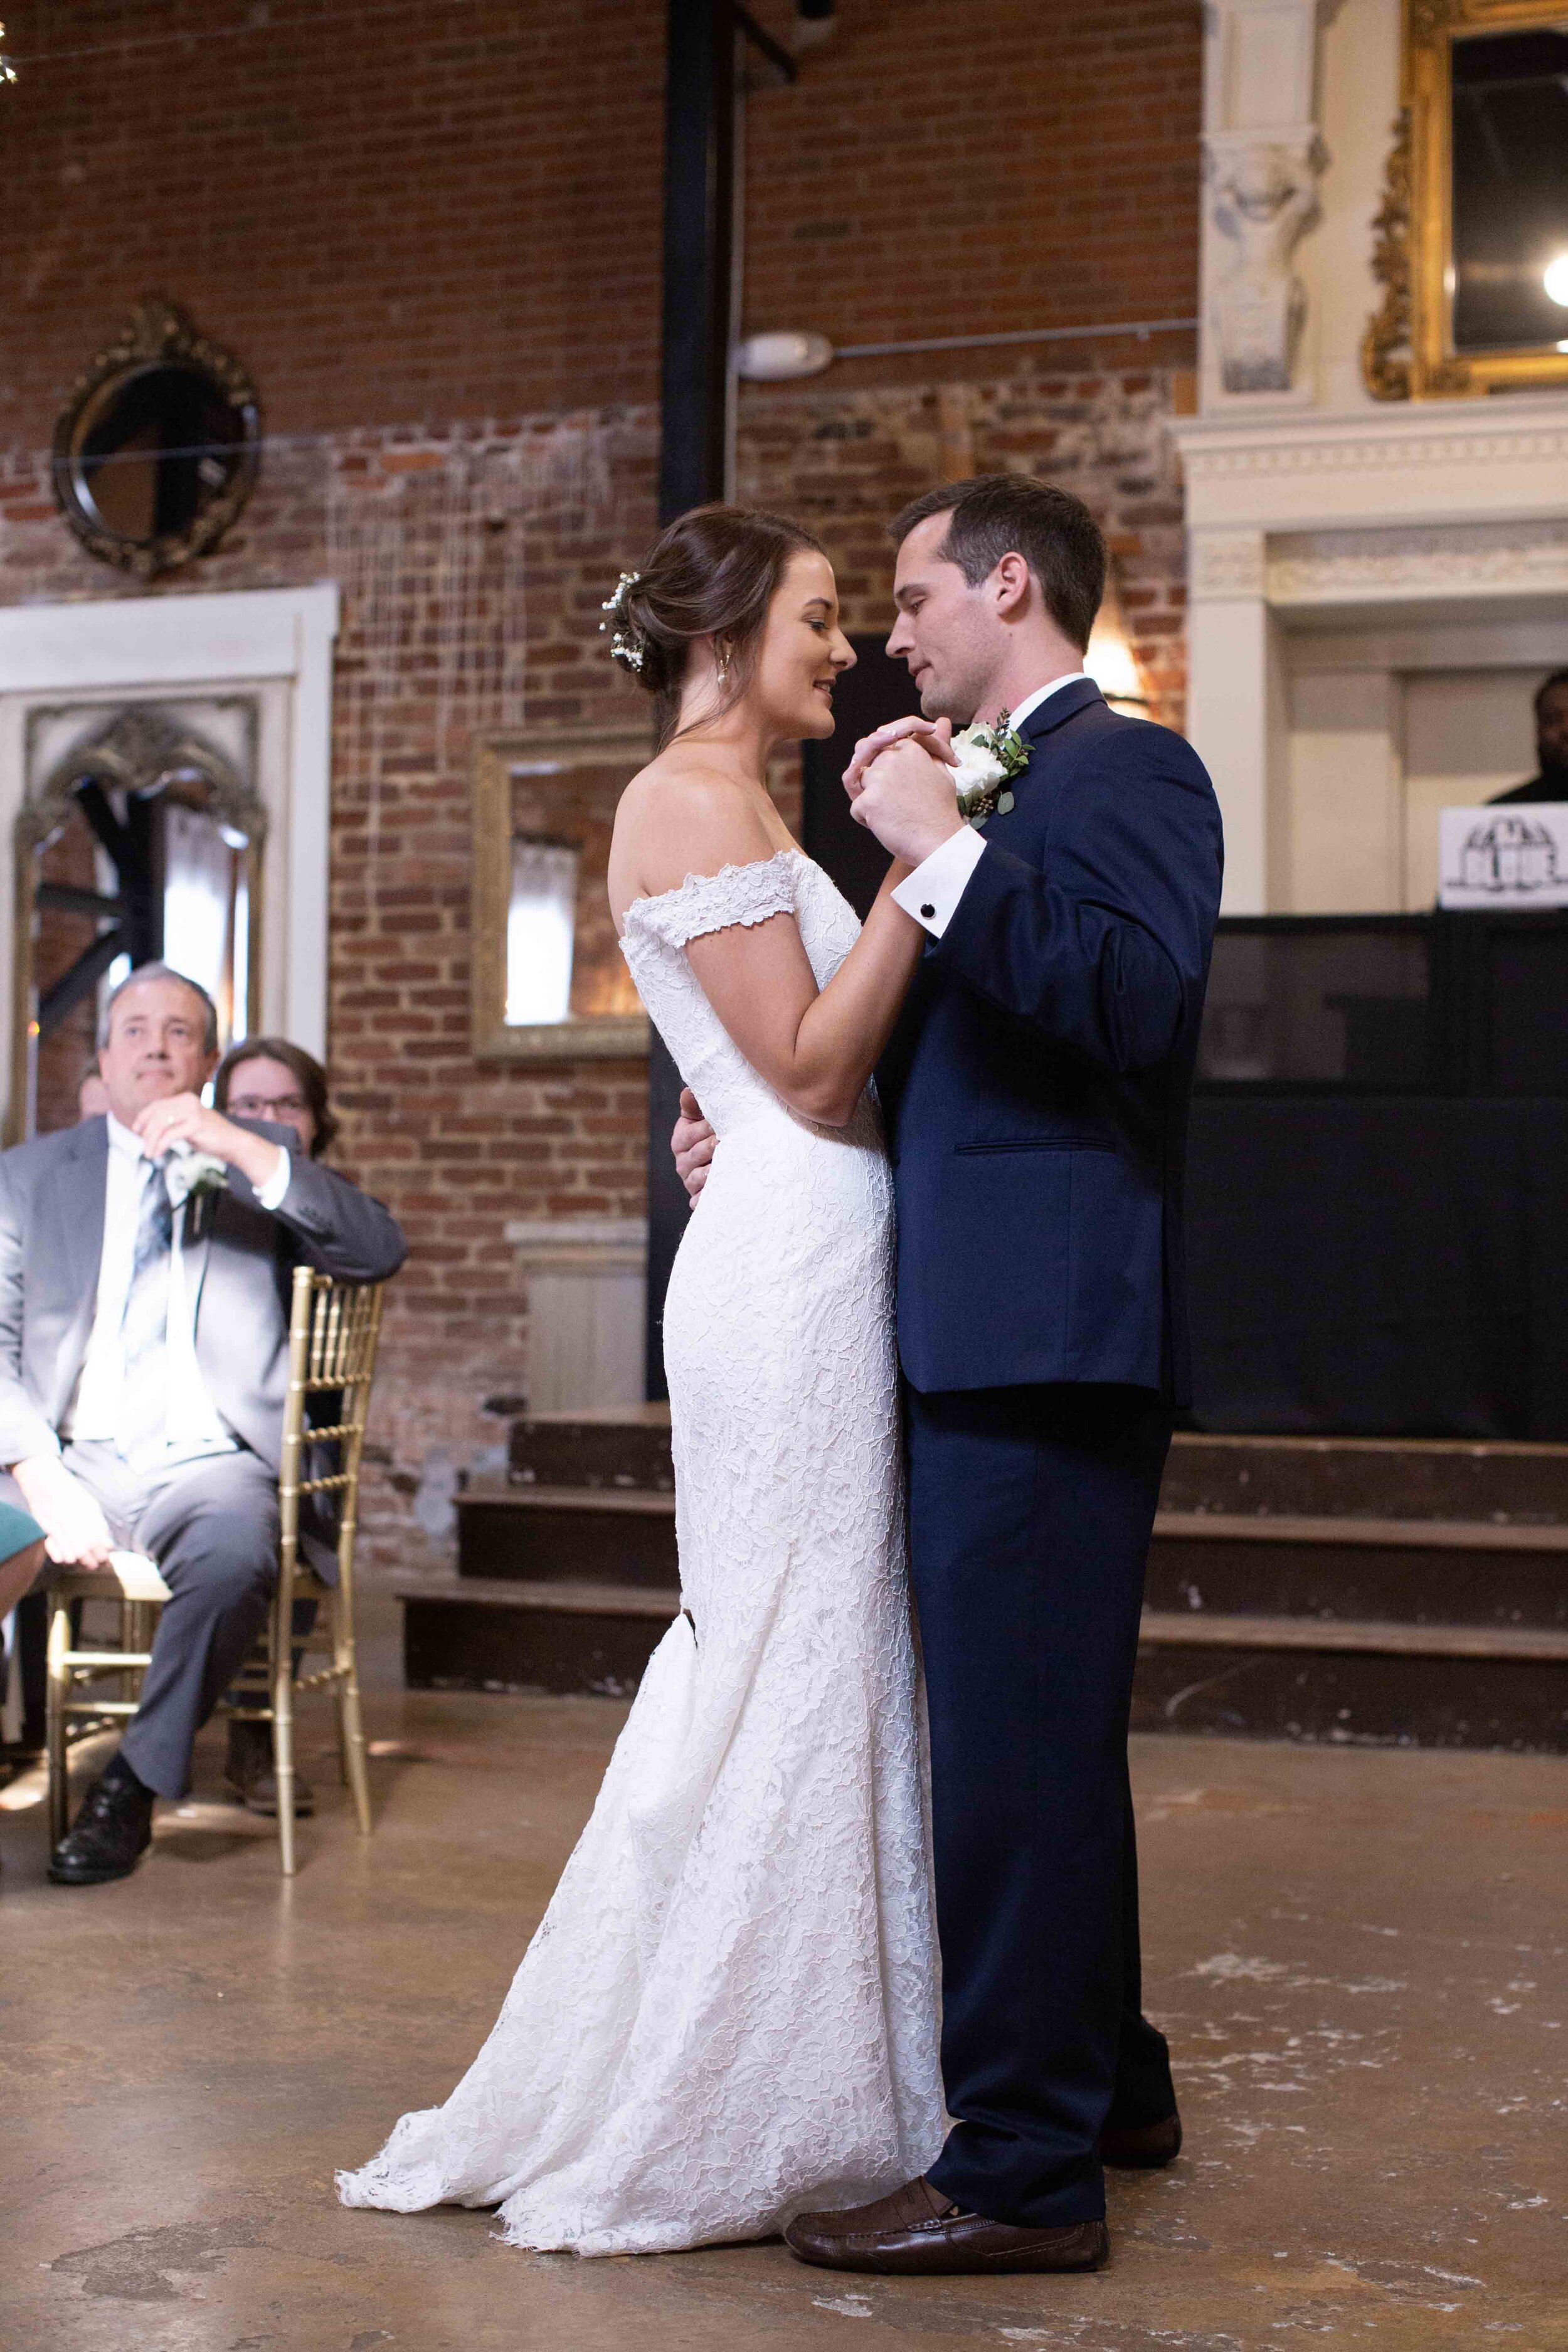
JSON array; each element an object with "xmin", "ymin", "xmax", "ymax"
[{"xmin": 992, "ymin": 551, "xmax": 1032, "ymax": 617}]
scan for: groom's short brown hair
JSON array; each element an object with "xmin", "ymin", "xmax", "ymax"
[{"xmin": 890, "ymin": 474, "xmax": 1106, "ymax": 653}]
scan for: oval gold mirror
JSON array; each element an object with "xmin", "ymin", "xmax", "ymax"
[{"xmin": 51, "ymin": 299, "xmax": 261, "ymax": 575}]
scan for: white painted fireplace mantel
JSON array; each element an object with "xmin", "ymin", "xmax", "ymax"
[
  {"xmin": 1175, "ymin": 400, "xmax": 1568, "ymax": 911},
  {"xmin": 1175, "ymin": 0, "xmax": 1568, "ymax": 916}
]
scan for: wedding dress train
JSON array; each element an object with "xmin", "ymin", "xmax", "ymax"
[{"xmin": 337, "ymin": 849, "xmax": 943, "ymax": 2254}]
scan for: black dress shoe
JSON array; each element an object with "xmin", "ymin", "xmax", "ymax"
[
  {"xmin": 48, "ymin": 1769, "xmax": 154, "ymax": 1885},
  {"xmin": 784, "ymin": 2176, "xmax": 1110, "ymax": 2276},
  {"xmin": 224, "ymin": 1720, "xmax": 314, "ymax": 1818},
  {"xmin": 1100, "ymin": 2111, "xmax": 1183, "ymax": 2168}
]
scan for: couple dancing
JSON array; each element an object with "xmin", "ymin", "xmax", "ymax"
[{"xmin": 340, "ymin": 474, "xmax": 1223, "ymax": 2272}]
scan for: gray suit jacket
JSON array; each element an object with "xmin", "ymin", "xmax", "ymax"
[{"xmin": 0, "ymin": 1116, "xmax": 407, "ymax": 1478}]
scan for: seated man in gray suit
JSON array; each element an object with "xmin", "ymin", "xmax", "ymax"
[{"xmin": 0, "ymin": 963, "xmax": 406, "ymax": 1887}]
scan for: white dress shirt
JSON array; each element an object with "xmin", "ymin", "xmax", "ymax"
[
  {"xmin": 890, "ymin": 672, "xmax": 1089, "ymax": 940},
  {"xmin": 64, "ymin": 1113, "xmax": 290, "ymax": 1473}
]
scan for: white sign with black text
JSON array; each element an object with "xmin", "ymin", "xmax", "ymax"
[{"xmin": 1438, "ymin": 804, "xmax": 1568, "ymax": 909}]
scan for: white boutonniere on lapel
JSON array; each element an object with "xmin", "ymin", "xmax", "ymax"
[
  {"xmin": 162, "ymin": 1143, "xmax": 229, "ymax": 1239},
  {"xmin": 950, "ymin": 711, "xmax": 1030, "ymax": 829}
]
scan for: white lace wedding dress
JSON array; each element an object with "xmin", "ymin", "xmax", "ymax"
[{"xmin": 338, "ymin": 849, "xmax": 943, "ymax": 2255}]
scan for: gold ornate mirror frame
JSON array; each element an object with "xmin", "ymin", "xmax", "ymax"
[
  {"xmin": 470, "ymin": 725, "xmax": 652, "ymax": 1062},
  {"xmin": 51, "ymin": 297, "xmax": 262, "ymax": 575},
  {"xmin": 1365, "ymin": 0, "xmax": 1568, "ymax": 399}
]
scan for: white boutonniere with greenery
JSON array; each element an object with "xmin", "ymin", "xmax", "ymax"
[
  {"xmin": 950, "ymin": 712, "xmax": 1030, "ymax": 828},
  {"xmin": 162, "ymin": 1144, "xmax": 229, "ymax": 1208},
  {"xmin": 162, "ymin": 1144, "xmax": 230, "ymax": 1237}
]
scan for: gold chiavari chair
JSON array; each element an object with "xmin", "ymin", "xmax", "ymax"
[
  {"xmin": 45, "ymin": 1552, "xmax": 171, "ymax": 1846},
  {"xmin": 45, "ymin": 1266, "xmax": 387, "ymax": 1876}
]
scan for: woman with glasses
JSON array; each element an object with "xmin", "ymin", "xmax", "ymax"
[{"xmin": 213, "ymin": 1037, "xmax": 338, "ymax": 1161}]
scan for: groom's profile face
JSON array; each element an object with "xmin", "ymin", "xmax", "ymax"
[{"xmin": 887, "ymin": 512, "xmax": 996, "ymax": 728}]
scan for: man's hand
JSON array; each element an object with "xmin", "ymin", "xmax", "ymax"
[
  {"xmin": 843, "ymin": 713, "xmax": 960, "ymax": 796},
  {"xmin": 11, "ymin": 1453, "xmax": 114, "ymax": 1568},
  {"xmin": 846, "ymin": 728, "xmax": 967, "ymax": 867},
  {"xmin": 133, "ymin": 1094, "xmax": 285, "ymax": 1196},
  {"xmin": 671, "ymin": 1088, "xmax": 716, "ymax": 1204}
]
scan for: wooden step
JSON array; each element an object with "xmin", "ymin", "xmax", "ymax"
[
  {"xmin": 464, "ymin": 1483, "xmax": 675, "ymax": 1520},
  {"xmin": 1130, "ymin": 1641, "xmax": 1568, "ymax": 1754},
  {"xmin": 427, "ymin": 1422, "xmax": 1568, "ymax": 1747},
  {"xmin": 398, "ymin": 1574, "xmax": 679, "ymax": 1700},
  {"xmin": 506, "ymin": 1407, "xmax": 674, "ymax": 1493},
  {"xmin": 456, "ymin": 1482, "xmax": 1568, "ymax": 1631},
  {"xmin": 470, "ymin": 1488, "xmax": 1568, "ymax": 1547},
  {"xmin": 397, "ymin": 1577, "xmax": 1568, "ymax": 1749},
  {"xmin": 396, "ymin": 1574, "xmax": 677, "ymax": 1619},
  {"xmin": 406, "ymin": 1576, "xmax": 1568, "ymax": 1666},
  {"xmin": 457, "ymin": 1481, "xmax": 677, "ymax": 1589},
  {"xmin": 1154, "ymin": 1510, "xmax": 1568, "ymax": 1549},
  {"xmin": 499, "ymin": 1415, "xmax": 1568, "ymax": 1523},
  {"xmin": 1160, "ymin": 1433, "xmax": 1568, "ymax": 1523},
  {"xmin": 1147, "ymin": 1518, "xmax": 1565, "ymax": 1633},
  {"xmin": 1138, "ymin": 1609, "xmax": 1568, "ymax": 1662}
]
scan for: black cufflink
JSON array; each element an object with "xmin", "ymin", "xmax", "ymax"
[{"xmin": 920, "ymin": 903, "xmax": 935, "ymax": 919}]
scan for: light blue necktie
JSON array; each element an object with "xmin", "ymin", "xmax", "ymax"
[{"xmin": 115, "ymin": 1162, "xmax": 175, "ymax": 1463}]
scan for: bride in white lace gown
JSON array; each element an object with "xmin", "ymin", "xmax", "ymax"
[{"xmin": 337, "ymin": 508, "xmax": 944, "ymax": 2255}]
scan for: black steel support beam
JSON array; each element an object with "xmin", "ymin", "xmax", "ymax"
[
  {"xmin": 647, "ymin": 0, "xmax": 741, "ymax": 1399},
  {"xmin": 658, "ymin": 0, "xmax": 736, "ymax": 526},
  {"xmin": 36, "ymin": 924, "xmax": 127, "ymax": 1036},
  {"xmin": 36, "ymin": 882, "xmax": 124, "ymax": 921},
  {"xmin": 32, "ymin": 776, "xmax": 164, "ymax": 1046}
]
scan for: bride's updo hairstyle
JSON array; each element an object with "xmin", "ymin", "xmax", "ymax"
[{"xmin": 612, "ymin": 504, "xmax": 829, "ymax": 750}]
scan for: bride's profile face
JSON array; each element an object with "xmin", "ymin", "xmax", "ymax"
[{"xmin": 749, "ymin": 552, "xmax": 856, "ymax": 740}]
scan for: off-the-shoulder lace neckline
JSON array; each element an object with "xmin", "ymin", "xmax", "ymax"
[{"xmin": 620, "ymin": 846, "xmax": 806, "ymax": 930}]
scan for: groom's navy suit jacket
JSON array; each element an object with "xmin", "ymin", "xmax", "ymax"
[{"xmin": 877, "ymin": 679, "xmax": 1223, "ymax": 1406}]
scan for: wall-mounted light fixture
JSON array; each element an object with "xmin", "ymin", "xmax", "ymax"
[{"xmin": 734, "ymin": 329, "xmax": 835, "ymax": 381}]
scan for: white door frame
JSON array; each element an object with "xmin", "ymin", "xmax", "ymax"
[{"xmin": 0, "ymin": 585, "xmax": 339, "ymax": 1126}]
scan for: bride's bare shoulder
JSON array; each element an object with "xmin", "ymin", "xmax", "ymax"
[{"xmin": 611, "ymin": 756, "xmax": 781, "ymax": 912}]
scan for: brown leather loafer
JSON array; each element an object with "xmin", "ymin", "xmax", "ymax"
[
  {"xmin": 1099, "ymin": 2112, "xmax": 1182, "ymax": 2169},
  {"xmin": 783, "ymin": 2175, "xmax": 1110, "ymax": 2276}
]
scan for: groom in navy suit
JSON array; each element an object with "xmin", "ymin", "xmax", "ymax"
[
  {"xmin": 676, "ymin": 474, "xmax": 1221, "ymax": 2274},
  {"xmin": 797, "ymin": 476, "xmax": 1221, "ymax": 2273}
]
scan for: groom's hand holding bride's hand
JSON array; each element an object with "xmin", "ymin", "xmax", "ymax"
[
  {"xmin": 842, "ymin": 713, "xmax": 958, "ymax": 793},
  {"xmin": 844, "ymin": 716, "xmax": 966, "ymax": 866},
  {"xmin": 672, "ymin": 1086, "xmax": 716, "ymax": 1203}
]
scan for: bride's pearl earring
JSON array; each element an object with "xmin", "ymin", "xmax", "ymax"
[{"xmin": 716, "ymin": 644, "xmax": 731, "ymax": 685}]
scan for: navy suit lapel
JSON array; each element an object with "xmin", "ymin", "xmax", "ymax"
[
  {"xmin": 977, "ymin": 679, "xmax": 1105, "ymax": 842},
  {"xmin": 1017, "ymin": 676, "xmax": 1103, "ymax": 749},
  {"xmin": 880, "ymin": 681, "xmax": 1105, "ymax": 1126}
]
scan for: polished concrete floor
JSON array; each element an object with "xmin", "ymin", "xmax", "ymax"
[{"xmin": 3, "ymin": 1602, "xmax": 1565, "ymax": 2352}]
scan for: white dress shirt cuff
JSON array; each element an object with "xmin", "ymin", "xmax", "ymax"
[
  {"xmin": 891, "ymin": 825, "xmax": 988, "ymax": 940},
  {"xmin": 253, "ymin": 1145, "xmax": 292, "ymax": 1212}
]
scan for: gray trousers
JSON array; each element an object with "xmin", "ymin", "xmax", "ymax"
[{"xmin": 13, "ymin": 1443, "xmax": 280, "ymax": 1801}]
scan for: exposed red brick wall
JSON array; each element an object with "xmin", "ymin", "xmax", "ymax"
[
  {"xmin": 0, "ymin": 0, "xmax": 1197, "ymax": 447},
  {"xmin": 0, "ymin": 0, "xmax": 1200, "ymax": 1567},
  {"xmin": 738, "ymin": 370, "xmax": 1190, "ymax": 729},
  {"xmin": 741, "ymin": 0, "xmax": 1202, "ymax": 391}
]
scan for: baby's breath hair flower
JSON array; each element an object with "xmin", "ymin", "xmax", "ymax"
[{"xmin": 600, "ymin": 569, "xmax": 646, "ymax": 673}]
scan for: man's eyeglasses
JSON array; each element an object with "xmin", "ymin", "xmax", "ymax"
[{"xmin": 228, "ymin": 1093, "xmax": 309, "ymax": 1119}]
